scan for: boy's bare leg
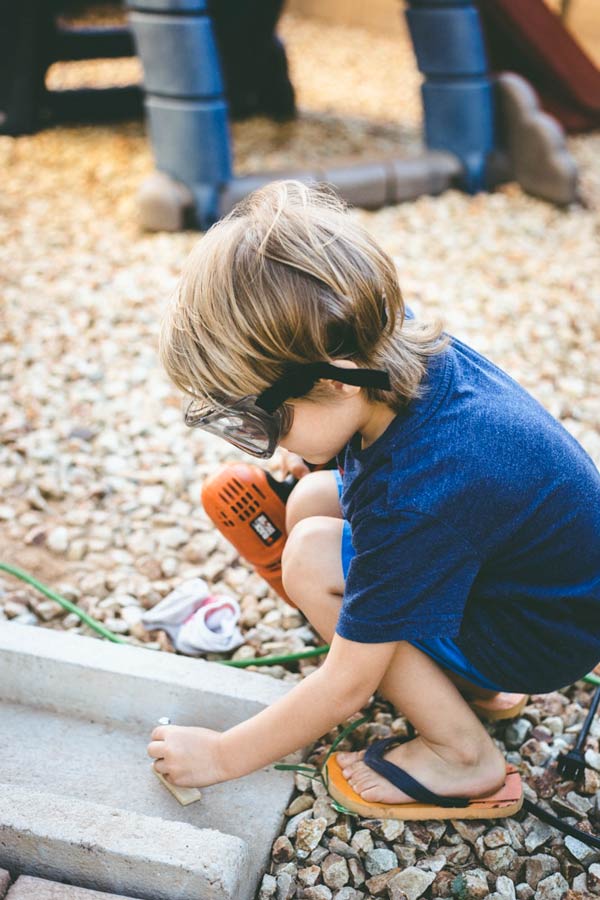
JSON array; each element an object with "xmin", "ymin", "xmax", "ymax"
[
  {"xmin": 285, "ymin": 470, "xmax": 345, "ymax": 533},
  {"xmin": 282, "ymin": 512, "xmax": 506, "ymax": 805}
]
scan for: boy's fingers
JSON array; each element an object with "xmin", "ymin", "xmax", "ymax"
[
  {"xmin": 280, "ymin": 451, "xmax": 309, "ymax": 478},
  {"xmin": 147, "ymin": 740, "xmax": 166, "ymax": 759},
  {"xmin": 291, "ymin": 461, "xmax": 310, "ymax": 478},
  {"xmin": 152, "ymin": 759, "xmax": 170, "ymax": 776},
  {"xmin": 150, "ymin": 726, "xmax": 168, "ymax": 741},
  {"xmin": 276, "ymin": 449, "xmax": 309, "ymax": 479}
]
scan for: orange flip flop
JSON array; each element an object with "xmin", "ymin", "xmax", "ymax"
[
  {"xmin": 469, "ymin": 692, "xmax": 529, "ymax": 722},
  {"xmin": 324, "ymin": 736, "xmax": 523, "ymax": 821}
]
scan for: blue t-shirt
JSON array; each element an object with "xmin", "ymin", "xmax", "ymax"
[{"xmin": 336, "ymin": 336, "xmax": 600, "ymax": 693}]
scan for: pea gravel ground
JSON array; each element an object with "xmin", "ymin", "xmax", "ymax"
[{"xmin": 1, "ymin": 10, "xmax": 600, "ymax": 900}]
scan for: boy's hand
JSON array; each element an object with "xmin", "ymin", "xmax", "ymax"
[
  {"xmin": 147, "ymin": 724, "xmax": 227, "ymax": 788},
  {"xmin": 275, "ymin": 448, "xmax": 311, "ymax": 480}
]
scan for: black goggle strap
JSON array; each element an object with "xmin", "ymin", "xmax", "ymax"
[{"xmin": 256, "ymin": 363, "xmax": 392, "ymax": 414}]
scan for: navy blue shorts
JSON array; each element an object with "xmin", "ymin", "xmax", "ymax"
[{"xmin": 335, "ymin": 472, "xmax": 502, "ymax": 691}]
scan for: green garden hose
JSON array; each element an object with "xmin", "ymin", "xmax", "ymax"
[
  {"xmin": 0, "ymin": 562, "xmax": 129, "ymax": 644},
  {"xmin": 1, "ymin": 562, "xmax": 599, "ymax": 683},
  {"xmin": 220, "ymin": 646, "xmax": 329, "ymax": 667}
]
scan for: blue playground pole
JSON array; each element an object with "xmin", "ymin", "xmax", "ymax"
[
  {"xmin": 127, "ymin": 0, "xmax": 232, "ymax": 227},
  {"xmin": 404, "ymin": 0, "xmax": 496, "ymax": 192}
]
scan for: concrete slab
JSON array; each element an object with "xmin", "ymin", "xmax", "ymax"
[
  {"xmin": 0, "ymin": 622, "xmax": 301, "ymax": 900},
  {"xmin": 6, "ymin": 874, "xmax": 144, "ymax": 899}
]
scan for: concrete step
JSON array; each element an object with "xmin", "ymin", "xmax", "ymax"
[
  {"xmin": 0, "ymin": 622, "xmax": 301, "ymax": 900},
  {"xmin": 6, "ymin": 874, "xmax": 143, "ymax": 899}
]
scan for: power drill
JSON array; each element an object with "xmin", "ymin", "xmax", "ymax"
[
  {"xmin": 201, "ymin": 462, "xmax": 297, "ymax": 606},
  {"xmin": 201, "ymin": 459, "xmax": 340, "ymax": 605}
]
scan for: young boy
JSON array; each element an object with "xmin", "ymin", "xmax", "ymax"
[{"xmin": 148, "ymin": 180, "xmax": 600, "ymax": 819}]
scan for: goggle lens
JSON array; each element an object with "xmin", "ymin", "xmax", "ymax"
[{"xmin": 184, "ymin": 397, "xmax": 292, "ymax": 458}]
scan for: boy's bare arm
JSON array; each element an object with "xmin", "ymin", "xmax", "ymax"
[{"xmin": 217, "ymin": 635, "xmax": 397, "ymax": 781}]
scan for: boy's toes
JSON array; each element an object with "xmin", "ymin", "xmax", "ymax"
[
  {"xmin": 356, "ymin": 784, "xmax": 384, "ymax": 802},
  {"xmin": 337, "ymin": 750, "xmax": 367, "ymax": 780},
  {"xmin": 336, "ymin": 750, "xmax": 366, "ymax": 767},
  {"xmin": 347, "ymin": 765, "xmax": 373, "ymax": 791}
]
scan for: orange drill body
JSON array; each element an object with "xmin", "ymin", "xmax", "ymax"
[{"xmin": 201, "ymin": 463, "xmax": 296, "ymax": 606}]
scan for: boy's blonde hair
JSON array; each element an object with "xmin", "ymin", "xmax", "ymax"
[{"xmin": 160, "ymin": 180, "xmax": 446, "ymax": 413}]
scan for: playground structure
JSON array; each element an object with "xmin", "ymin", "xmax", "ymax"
[
  {"xmin": 1, "ymin": 1, "xmax": 599, "ymax": 225},
  {"xmin": 0, "ymin": 0, "xmax": 295, "ymax": 133}
]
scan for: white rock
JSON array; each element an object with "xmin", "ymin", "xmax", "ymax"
[
  {"xmin": 79, "ymin": 573, "xmax": 108, "ymax": 599},
  {"xmin": 103, "ymin": 617, "xmax": 130, "ymax": 634},
  {"xmin": 565, "ymin": 835, "xmax": 600, "ymax": 866},
  {"xmin": 66, "ymin": 539, "xmax": 87, "ymax": 561},
  {"xmin": 12, "ymin": 612, "xmax": 39, "ymax": 626},
  {"xmin": 4, "ymin": 601, "xmax": 29, "ymax": 619},
  {"xmin": 497, "ymin": 875, "xmax": 517, "ymax": 900},
  {"xmin": 120, "ymin": 606, "xmax": 144, "ymax": 627},
  {"xmin": 284, "ymin": 809, "xmax": 313, "ymax": 839},
  {"xmin": 161, "ymin": 557, "xmax": 178, "ymax": 578},
  {"xmin": 26, "ymin": 486, "xmax": 47, "ymax": 510},
  {"xmin": 65, "ymin": 509, "xmax": 90, "ymax": 527},
  {"xmin": 387, "ymin": 866, "xmax": 436, "ymax": 900},
  {"xmin": 258, "ymin": 873, "xmax": 276, "ymax": 899},
  {"xmin": 585, "ymin": 748, "xmax": 600, "ymax": 772},
  {"xmin": 159, "ymin": 526, "xmax": 189, "ymax": 549},
  {"xmin": 47, "ymin": 526, "xmax": 69, "ymax": 553},
  {"xmin": 418, "ymin": 854, "xmax": 446, "ymax": 873},
  {"xmin": 542, "ymin": 717, "xmax": 564, "ymax": 735},
  {"xmin": 35, "ymin": 600, "xmax": 66, "ymax": 621},
  {"xmin": 534, "ymin": 872, "xmax": 568, "ymax": 900},
  {"xmin": 570, "ymin": 874, "xmax": 588, "ymax": 894},
  {"xmin": 364, "ymin": 848, "xmax": 398, "ymax": 876},
  {"xmin": 139, "ymin": 485, "xmax": 165, "ymax": 506},
  {"xmin": 350, "ymin": 829, "xmax": 373, "ymax": 855}
]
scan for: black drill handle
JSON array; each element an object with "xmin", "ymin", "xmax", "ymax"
[
  {"xmin": 266, "ymin": 456, "xmax": 338, "ymax": 504},
  {"xmin": 265, "ymin": 471, "xmax": 297, "ymax": 503}
]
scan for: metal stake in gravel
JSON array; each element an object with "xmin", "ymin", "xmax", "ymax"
[{"xmin": 556, "ymin": 684, "xmax": 600, "ymax": 780}]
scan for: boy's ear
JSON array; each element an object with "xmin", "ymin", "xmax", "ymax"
[
  {"xmin": 327, "ymin": 378, "xmax": 361, "ymax": 397},
  {"xmin": 321, "ymin": 359, "xmax": 361, "ymax": 397}
]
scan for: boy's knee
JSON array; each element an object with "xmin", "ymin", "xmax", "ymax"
[
  {"xmin": 281, "ymin": 515, "xmax": 340, "ymax": 602},
  {"xmin": 282, "ymin": 516, "xmax": 321, "ymax": 585},
  {"xmin": 285, "ymin": 470, "xmax": 341, "ymax": 534},
  {"xmin": 285, "ymin": 473, "xmax": 325, "ymax": 534}
]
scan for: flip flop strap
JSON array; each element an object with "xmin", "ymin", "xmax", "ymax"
[{"xmin": 363, "ymin": 737, "xmax": 471, "ymax": 808}]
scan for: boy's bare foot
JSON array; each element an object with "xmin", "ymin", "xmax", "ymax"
[
  {"xmin": 336, "ymin": 736, "xmax": 506, "ymax": 805},
  {"xmin": 443, "ymin": 672, "xmax": 528, "ymax": 721},
  {"xmin": 469, "ymin": 692, "xmax": 528, "ymax": 721}
]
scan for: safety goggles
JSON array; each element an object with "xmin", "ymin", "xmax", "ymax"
[{"xmin": 184, "ymin": 362, "xmax": 391, "ymax": 459}]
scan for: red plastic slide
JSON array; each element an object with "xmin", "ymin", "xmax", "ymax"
[{"xmin": 477, "ymin": 0, "xmax": 600, "ymax": 132}]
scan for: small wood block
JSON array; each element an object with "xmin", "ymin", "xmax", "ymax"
[{"xmin": 152, "ymin": 764, "xmax": 202, "ymax": 806}]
